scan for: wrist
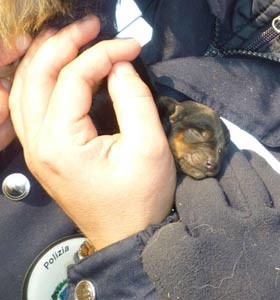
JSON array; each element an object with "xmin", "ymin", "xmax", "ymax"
[
  {"xmin": 82, "ymin": 211, "xmax": 178, "ymax": 251},
  {"xmin": 85, "ymin": 222, "xmax": 152, "ymax": 251}
]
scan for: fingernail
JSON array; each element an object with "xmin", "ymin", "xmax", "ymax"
[
  {"xmin": 113, "ymin": 62, "xmax": 136, "ymax": 77},
  {"xmin": 114, "ymin": 37, "xmax": 140, "ymax": 45},
  {"xmin": 15, "ymin": 34, "xmax": 32, "ymax": 52},
  {"xmin": 0, "ymin": 79, "xmax": 11, "ymax": 91}
]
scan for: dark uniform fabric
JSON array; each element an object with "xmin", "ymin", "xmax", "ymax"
[
  {"xmin": 65, "ymin": 217, "xmax": 177, "ymax": 300},
  {"xmin": 137, "ymin": 0, "xmax": 280, "ymax": 147},
  {"xmin": 1, "ymin": 0, "xmax": 280, "ymax": 299},
  {"xmin": 0, "ymin": 141, "xmax": 78, "ymax": 299},
  {"xmin": 47, "ymin": 0, "xmax": 118, "ymax": 39},
  {"xmin": 136, "ymin": 0, "xmax": 280, "ymax": 299}
]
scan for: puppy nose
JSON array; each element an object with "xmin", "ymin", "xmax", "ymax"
[{"xmin": 206, "ymin": 158, "xmax": 217, "ymax": 171}]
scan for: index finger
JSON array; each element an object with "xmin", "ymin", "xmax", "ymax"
[
  {"xmin": 47, "ymin": 39, "xmax": 141, "ymax": 123},
  {"xmin": 10, "ymin": 16, "xmax": 100, "ymax": 142}
]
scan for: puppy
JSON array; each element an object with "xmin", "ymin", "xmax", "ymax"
[
  {"xmin": 158, "ymin": 97, "xmax": 230, "ymax": 179},
  {"xmin": 0, "ymin": 0, "xmax": 230, "ymax": 179}
]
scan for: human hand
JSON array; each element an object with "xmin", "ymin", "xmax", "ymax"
[
  {"xmin": 9, "ymin": 16, "xmax": 176, "ymax": 250},
  {"xmin": 0, "ymin": 35, "xmax": 32, "ymax": 150}
]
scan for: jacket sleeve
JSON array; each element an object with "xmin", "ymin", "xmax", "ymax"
[{"xmin": 65, "ymin": 214, "xmax": 177, "ymax": 300}]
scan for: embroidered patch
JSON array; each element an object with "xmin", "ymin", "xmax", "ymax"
[
  {"xmin": 22, "ymin": 235, "xmax": 86, "ymax": 300},
  {"xmin": 51, "ymin": 279, "xmax": 68, "ymax": 300}
]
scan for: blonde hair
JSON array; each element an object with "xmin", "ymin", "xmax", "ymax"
[{"xmin": 0, "ymin": 0, "xmax": 71, "ymax": 47}]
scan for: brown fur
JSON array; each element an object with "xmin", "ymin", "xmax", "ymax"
[
  {"xmin": 0, "ymin": 0, "xmax": 71, "ymax": 79},
  {"xmin": 159, "ymin": 97, "xmax": 230, "ymax": 179},
  {"xmin": 0, "ymin": 0, "xmax": 70, "ymax": 47}
]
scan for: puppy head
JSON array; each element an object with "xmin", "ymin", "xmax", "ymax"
[{"xmin": 161, "ymin": 97, "xmax": 230, "ymax": 179}]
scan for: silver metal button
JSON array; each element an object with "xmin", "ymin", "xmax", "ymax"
[
  {"xmin": 2, "ymin": 173, "xmax": 31, "ymax": 201},
  {"xmin": 75, "ymin": 280, "xmax": 96, "ymax": 300}
]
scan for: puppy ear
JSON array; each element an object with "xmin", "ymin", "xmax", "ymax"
[
  {"xmin": 158, "ymin": 96, "xmax": 184, "ymax": 123},
  {"xmin": 158, "ymin": 96, "xmax": 177, "ymax": 111},
  {"xmin": 169, "ymin": 104, "xmax": 185, "ymax": 123}
]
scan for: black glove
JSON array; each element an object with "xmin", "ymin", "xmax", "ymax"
[{"xmin": 142, "ymin": 143, "xmax": 280, "ymax": 300}]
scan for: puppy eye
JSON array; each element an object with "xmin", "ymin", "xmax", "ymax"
[
  {"xmin": 183, "ymin": 128, "xmax": 203, "ymax": 143},
  {"xmin": 186, "ymin": 128, "xmax": 198, "ymax": 135}
]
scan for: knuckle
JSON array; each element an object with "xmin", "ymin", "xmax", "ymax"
[{"xmin": 92, "ymin": 41, "xmax": 113, "ymax": 63}]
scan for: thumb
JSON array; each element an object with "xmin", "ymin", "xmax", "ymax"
[{"xmin": 108, "ymin": 61, "xmax": 165, "ymax": 149}]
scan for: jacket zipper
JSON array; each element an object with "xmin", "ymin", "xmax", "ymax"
[
  {"xmin": 245, "ymin": 16, "xmax": 280, "ymax": 51},
  {"xmin": 205, "ymin": 16, "xmax": 280, "ymax": 63}
]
